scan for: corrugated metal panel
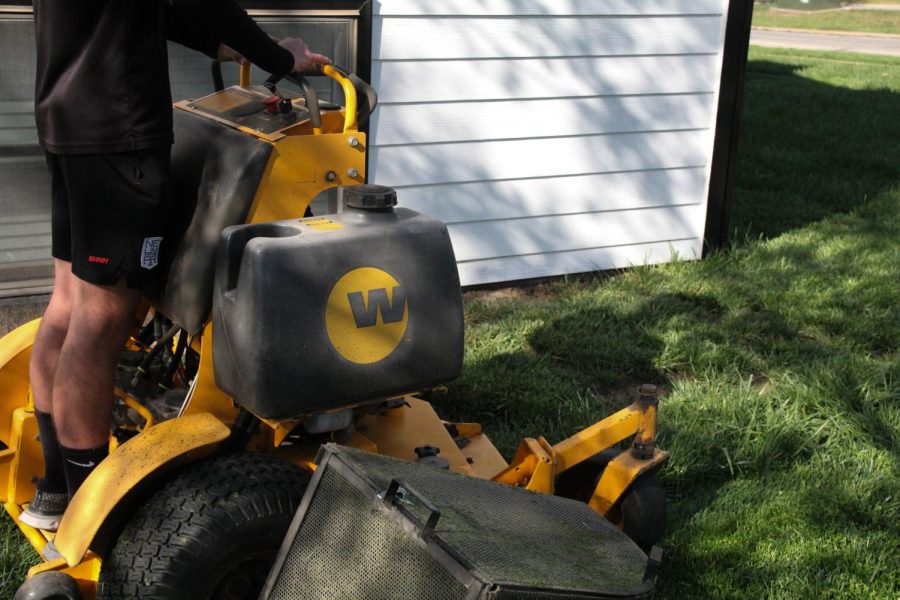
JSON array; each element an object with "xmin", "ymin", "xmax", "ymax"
[
  {"xmin": 370, "ymin": 0, "xmax": 729, "ymax": 285},
  {"xmin": 0, "ymin": 103, "xmax": 36, "ymax": 146},
  {"xmin": 0, "ymin": 15, "xmax": 56, "ymax": 288},
  {"xmin": 0, "ymin": 155, "xmax": 51, "ymax": 283}
]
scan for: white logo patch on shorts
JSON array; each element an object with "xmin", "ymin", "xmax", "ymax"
[{"xmin": 141, "ymin": 237, "xmax": 162, "ymax": 269}]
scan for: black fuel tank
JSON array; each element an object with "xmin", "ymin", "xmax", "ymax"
[{"xmin": 211, "ymin": 188, "xmax": 464, "ymax": 419}]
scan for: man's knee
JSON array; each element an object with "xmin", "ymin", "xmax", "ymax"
[
  {"xmin": 35, "ymin": 292, "xmax": 73, "ymax": 359},
  {"xmin": 39, "ymin": 260, "xmax": 75, "ymax": 331},
  {"xmin": 68, "ymin": 277, "xmax": 141, "ymax": 347},
  {"xmin": 39, "ymin": 304, "xmax": 70, "ymax": 339}
]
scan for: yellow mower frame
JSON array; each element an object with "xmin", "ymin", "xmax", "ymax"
[{"xmin": 1, "ymin": 65, "xmax": 668, "ymax": 597}]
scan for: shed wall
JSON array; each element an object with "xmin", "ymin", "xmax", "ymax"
[{"xmin": 368, "ymin": 0, "xmax": 730, "ymax": 286}]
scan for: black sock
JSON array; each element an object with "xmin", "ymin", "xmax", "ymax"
[
  {"xmin": 34, "ymin": 410, "xmax": 67, "ymax": 494},
  {"xmin": 60, "ymin": 443, "xmax": 109, "ymax": 499}
]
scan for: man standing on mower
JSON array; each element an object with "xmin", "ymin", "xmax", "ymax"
[{"xmin": 19, "ymin": 0, "xmax": 330, "ymax": 539}]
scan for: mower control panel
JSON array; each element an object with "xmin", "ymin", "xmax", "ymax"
[{"xmin": 181, "ymin": 87, "xmax": 310, "ymax": 135}]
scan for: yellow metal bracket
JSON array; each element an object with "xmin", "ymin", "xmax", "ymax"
[
  {"xmin": 493, "ymin": 436, "xmax": 556, "ymax": 491},
  {"xmin": 27, "ymin": 553, "xmax": 101, "ymax": 599},
  {"xmin": 5, "ymin": 408, "xmax": 41, "ymax": 505},
  {"xmin": 589, "ymin": 448, "xmax": 669, "ymax": 515},
  {"xmin": 442, "ymin": 421, "xmax": 508, "ymax": 479},
  {"xmin": 53, "ymin": 412, "xmax": 230, "ymax": 567},
  {"xmin": 245, "ymin": 131, "xmax": 366, "ymax": 224},
  {"xmin": 0, "ymin": 319, "xmax": 39, "ymax": 447},
  {"xmin": 492, "ymin": 385, "xmax": 668, "ymax": 519},
  {"xmin": 180, "ymin": 326, "xmax": 239, "ymax": 425},
  {"xmin": 114, "ymin": 387, "xmax": 155, "ymax": 430}
]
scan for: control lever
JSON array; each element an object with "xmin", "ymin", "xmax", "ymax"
[{"xmin": 265, "ymin": 73, "xmax": 322, "ymax": 132}]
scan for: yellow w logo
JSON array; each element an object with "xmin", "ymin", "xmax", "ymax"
[{"xmin": 347, "ymin": 287, "xmax": 407, "ymax": 328}]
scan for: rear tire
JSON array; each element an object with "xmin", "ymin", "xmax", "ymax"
[{"xmin": 97, "ymin": 453, "xmax": 309, "ymax": 600}]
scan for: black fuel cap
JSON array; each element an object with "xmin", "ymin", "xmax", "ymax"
[{"xmin": 345, "ymin": 184, "xmax": 397, "ymax": 210}]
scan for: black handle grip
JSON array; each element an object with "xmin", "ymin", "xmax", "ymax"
[
  {"xmin": 287, "ymin": 74, "xmax": 322, "ymax": 130},
  {"xmin": 211, "ymin": 60, "xmax": 225, "ymax": 92},
  {"xmin": 383, "ymin": 479, "xmax": 441, "ymax": 538}
]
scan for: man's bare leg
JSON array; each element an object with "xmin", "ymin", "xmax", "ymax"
[
  {"xmin": 30, "ymin": 259, "xmax": 75, "ymax": 415},
  {"xmin": 52, "ymin": 276, "xmax": 140, "ymax": 492},
  {"xmin": 19, "ymin": 259, "xmax": 76, "ymax": 530}
]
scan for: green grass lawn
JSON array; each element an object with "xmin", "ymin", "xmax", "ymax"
[
  {"xmin": 753, "ymin": 4, "xmax": 900, "ymax": 35},
  {"xmin": 437, "ymin": 47, "xmax": 900, "ymax": 599},
  {"xmin": 1, "ymin": 49, "xmax": 898, "ymax": 598}
]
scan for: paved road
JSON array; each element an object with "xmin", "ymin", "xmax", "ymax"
[
  {"xmin": 845, "ymin": 3, "xmax": 900, "ymax": 11},
  {"xmin": 751, "ymin": 28, "xmax": 900, "ymax": 57}
]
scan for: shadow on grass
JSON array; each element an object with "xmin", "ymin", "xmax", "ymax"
[
  {"xmin": 731, "ymin": 56, "xmax": 900, "ymax": 240},
  {"xmin": 439, "ymin": 291, "xmax": 727, "ymax": 455}
]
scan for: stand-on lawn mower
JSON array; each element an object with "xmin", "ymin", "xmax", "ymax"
[{"xmin": 4, "ymin": 64, "xmax": 668, "ymax": 600}]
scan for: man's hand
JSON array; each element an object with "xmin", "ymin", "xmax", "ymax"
[
  {"xmin": 217, "ymin": 43, "xmax": 248, "ymax": 65},
  {"xmin": 279, "ymin": 37, "xmax": 331, "ymax": 72}
]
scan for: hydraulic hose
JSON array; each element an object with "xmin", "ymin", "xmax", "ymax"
[
  {"xmin": 129, "ymin": 324, "xmax": 180, "ymax": 389},
  {"xmin": 158, "ymin": 331, "xmax": 188, "ymax": 391},
  {"xmin": 135, "ymin": 319, "xmax": 156, "ymax": 347}
]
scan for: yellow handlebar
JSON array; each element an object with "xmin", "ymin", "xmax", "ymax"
[{"xmin": 322, "ymin": 64, "xmax": 357, "ymax": 133}]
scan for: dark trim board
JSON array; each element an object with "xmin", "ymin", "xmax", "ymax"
[
  {"xmin": 240, "ymin": 0, "xmax": 366, "ymax": 9},
  {"xmin": 356, "ymin": 0, "xmax": 373, "ymax": 85},
  {"xmin": 704, "ymin": 0, "xmax": 754, "ymax": 253}
]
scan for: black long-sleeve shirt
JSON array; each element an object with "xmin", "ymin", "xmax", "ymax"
[{"xmin": 34, "ymin": 0, "xmax": 294, "ymax": 154}]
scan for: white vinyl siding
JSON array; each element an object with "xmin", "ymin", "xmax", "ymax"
[{"xmin": 369, "ymin": 0, "xmax": 730, "ymax": 286}]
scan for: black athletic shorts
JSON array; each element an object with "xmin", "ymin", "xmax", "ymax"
[{"xmin": 47, "ymin": 146, "xmax": 172, "ymax": 289}]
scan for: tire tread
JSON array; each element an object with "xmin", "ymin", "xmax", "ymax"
[{"xmin": 97, "ymin": 453, "xmax": 309, "ymax": 600}]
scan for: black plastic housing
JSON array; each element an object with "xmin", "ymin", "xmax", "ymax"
[{"xmin": 212, "ymin": 205, "xmax": 464, "ymax": 419}]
